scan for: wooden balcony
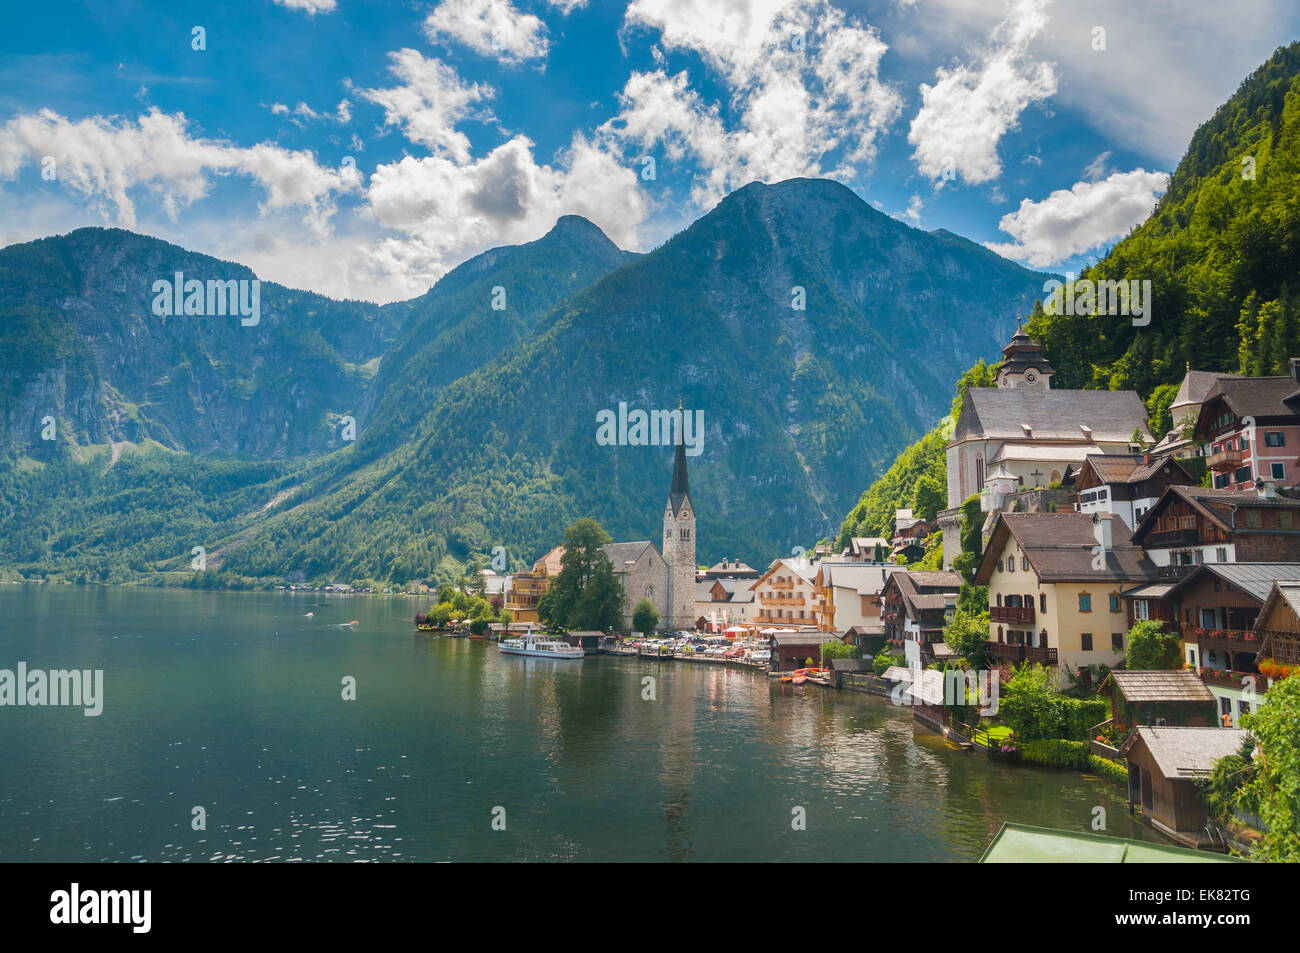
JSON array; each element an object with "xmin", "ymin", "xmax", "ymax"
[
  {"xmin": 761, "ymin": 595, "xmax": 805, "ymax": 606},
  {"xmin": 990, "ymin": 605, "xmax": 1034, "ymax": 624},
  {"xmin": 769, "ymin": 580, "xmax": 795, "ymax": 590},
  {"xmin": 1146, "ymin": 528, "xmax": 1198, "ymax": 548},
  {"xmin": 1199, "ymin": 667, "xmax": 1262, "ymax": 689},
  {"xmin": 754, "ymin": 613, "xmax": 816, "ymax": 625},
  {"xmin": 989, "ymin": 642, "xmax": 1058, "ymax": 665},
  {"xmin": 1207, "ymin": 447, "xmax": 1244, "ymax": 472}
]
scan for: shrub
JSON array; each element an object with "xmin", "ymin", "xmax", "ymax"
[
  {"xmin": 1088, "ymin": 756, "xmax": 1129, "ymax": 785},
  {"xmin": 1019, "ymin": 739, "xmax": 1092, "ymax": 770},
  {"xmin": 873, "ymin": 652, "xmax": 904, "ymax": 677}
]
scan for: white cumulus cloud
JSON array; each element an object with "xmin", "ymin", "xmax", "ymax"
[
  {"xmin": 0, "ymin": 108, "xmax": 360, "ymax": 238},
  {"xmin": 359, "ymin": 49, "xmax": 495, "ymax": 162},
  {"xmin": 361, "ymin": 134, "xmax": 644, "ymax": 297},
  {"xmin": 424, "ymin": 0, "xmax": 549, "ymax": 65},
  {"xmin": 984, "ymin": 168, "xmax": 1169, "ymax": 267},
  {"xmin": 273, "ymin": 0, "xmax": 338, "ymax": 14},
  {"xmin": 608, "ymin": 0, "xmax": 900, "ymax": 209},
  {"xmin": 908, "ymin": 0, "xmax": 1056, "ymax": 186}
]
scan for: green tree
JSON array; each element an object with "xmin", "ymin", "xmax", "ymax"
[
  {"xmin": 943, "ymin": 606, "xmax": 991, "ymax": 670},
  {"xmin": 1238, "ymin": 673, "xmax": 1300, "ymax": 861},
  {"xmin": 820, "ymin": 639, "xmax": 859, "ymax": 661},
  {"xmin": 537, "ymin": 518, "xmax": 624, "ymax": 632},
  {"xmin": 631, "ymin": 598, "xmax": 659, "ymax": 634},
  {"xmin": 951, "ymin": 358, "xmax": 996, "ymax": 419},
  {"xmin": 1125, "ymin": 620, "xmax": 1182, "ymax": 670}
]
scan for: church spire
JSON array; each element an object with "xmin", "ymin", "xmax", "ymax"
[{"xmin": 669, "ymin": 400, "xmax": 689, "ymax": 514}]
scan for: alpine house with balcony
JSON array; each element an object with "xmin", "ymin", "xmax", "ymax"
[
  {"xmin": 974, "ymin": 512, "xmax": 1159, "ymax": 687},
  {"xmin": 1195, "ymin": 364, "xmax": 1300, "ymax": 491},
  {"xmin": 1129, "ymin": 483, "xmax": 1300, "ymax": 567}
]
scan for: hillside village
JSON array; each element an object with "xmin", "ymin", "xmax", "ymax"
[{"xmin": 484, "ymin": 321, "xmax": 1300, "ymax": 857}]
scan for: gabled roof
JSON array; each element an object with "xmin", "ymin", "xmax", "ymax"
[
  {"xmin": 1103, "ymin": 670, "xmax": 1215, "ymax": 704},
  {"xmin": 1161, "ymin": 562, "xmax": 1300, "ymax": 605},
  {"xmin": 770, "ymin": 632, "xmax": 840, "ymax": 646},
  {"xmin": 954, "ymin": 388, "xmax": 1152, "ymax": 443},
  {"xmin": 1120, "ymin": 727, "xmax": 1252, "ymax": 778},
  {"xmin": 820, "ymin": 563, "xmax": 897, "ymax": 595},
  {"xmin": 847, "ymin": 537, "xmax": 890, "ymax": 557},
  {"xmin": 601, "ymin": 541, "xmax": 658, "ymax": 569},
  {"xmin": 1256, "ymin": 581, "xmax": 1300, "ymax": 658},
  {"xmin": 696, "ymin": 578, "xmax": 754, "ymax": 603},
  {"xmin": 1172, "ymin": 370, "xmax": 1244, "ymax": 413},
  {"xmin": 532, "ymin": 545, "xmax": 566, "ymax": 575},
  {"xmin": 1131, "ymin": 485, "xmax": 1300, "ymax": 544},
  {"xmin": 1196, "ymin": 375, "xmax": 1300, "ymax": 433},
  {"xmin": 1078, "ymin": 453, "xmax": 1195, "ymax": 487},
  {"xmin": 752, "ymin": 558, "xmax": 818, "ymax": 589},
  {"xmin": 883, "ymin": 570, "xmax": 962, "ymax": 614},
  {"xmin": 703, "ymin": 558, "xmax": 758, "ymax": 576},
  {"xmin": 974, "ymin": 512, "xmax": 1157, "ymax": 585}
]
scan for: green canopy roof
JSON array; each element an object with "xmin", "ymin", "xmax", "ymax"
[{"xmin": 980, "ymin": 824, "xmax": 1248, "ymax": 863}]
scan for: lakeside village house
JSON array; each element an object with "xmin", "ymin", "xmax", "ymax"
[{"xmin": 501, "ymin": 325, "xmax": 1300, "ymax": 724}]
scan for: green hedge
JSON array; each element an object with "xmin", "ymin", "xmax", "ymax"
[
  {"xmin": 1018, "ymin": 741, "xmax": 1127, "ymax": 786},
  {"xmin": 1088, "ymin": 756, "xmax": 1129, "ymax": 785},
  {"xmin": 1019, "ymin": 739, "xmax": 1092, "ymax": 769},
  {"xmin": 1001, "ymin": 694, "xmax": 1108, "ymax": 741}
]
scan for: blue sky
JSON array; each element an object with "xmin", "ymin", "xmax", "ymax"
[{"xmin": 1, "ymin": 0, "xmax": 1297, "ymax": 302}]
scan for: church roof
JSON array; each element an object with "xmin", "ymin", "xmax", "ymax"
[
  {"xmin": 668, "ymin": 436, "xmax": 691, "ymax": 515},
  {"xmin": 954, "ymin": 388, "xmax": 1151, "ymax": 443},
  {"xmin": 601, "ymin": 541, "xmax": 657, "ymax": 569}
]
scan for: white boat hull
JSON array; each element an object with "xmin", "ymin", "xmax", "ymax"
[{"xmin": 499, "ymin": 640, "xmax": 584, "ymax": 659}]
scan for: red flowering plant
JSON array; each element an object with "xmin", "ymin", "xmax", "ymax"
[{"xmin": 1258, "ymin": 658, "xmax": 1296, "ymax": 679}]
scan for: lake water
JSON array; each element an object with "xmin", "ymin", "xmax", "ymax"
[{"xmin": 0, "ymin": 586, "xmax": 1165, "ymax": 862}]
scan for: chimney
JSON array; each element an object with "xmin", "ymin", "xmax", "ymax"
[
  {"xmin": 1291, "ymin": 357, "xmax": 1300, "ymax": 383},
  {"xmin": 1256, "ymin": 477, "xmax": 1276, "ymax": 500},
  {"xmin": 1092, "ymin": 512, "xmax": 1112, "ymax": 552}
]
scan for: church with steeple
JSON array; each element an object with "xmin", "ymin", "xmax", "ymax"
[
  {"xmin": 935, "ymin": 320, "xmax": 1153, "ymax": 568},
  {"xmin": 662, "ymin": 434, "xmax": 697, "ymax": 630},
  {"xmin": 576, "ymin": 413, "xmax": 699, "ymax": 632}
]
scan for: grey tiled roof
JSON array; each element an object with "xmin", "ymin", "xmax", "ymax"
[
  {"xmin": 1173, "ymin": 370, "xmax": 1243, "ymax": 410},
  {"xmin": 1123, "ymin": 727, "xmax": 1252, "ymax": 778},
  {"xmin": 1164, "ymin": 563, "xmax": 1300, "ymax": 604},
  {"xmin": 1200, "ymin": 375, "xmax": 1300, "ymax": 423},
  {"xmin": 1107, "ymin": 670, "xmax": 1214, "ymax": 704},
  {"xmin": 977, "ymin": 512, "xmax": 1157, "ymax": 583},
  {"xmin": 601, "ymin": 541, "xmax": 656, "ymax": 568},
  {"xmin": 955, "ymin": 388, "xmax": 1151, "ymax": 443}
]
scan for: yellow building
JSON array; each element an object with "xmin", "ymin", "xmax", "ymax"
[
  {"xmin": 504, "ymin": 545, "xmax": 565, "ymax": 623},
  {"xmin": 975, "ymin": 512, "xmax": 1158, "ymax": 687}
]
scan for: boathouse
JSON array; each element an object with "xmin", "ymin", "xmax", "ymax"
[
  {"xmin": 1119, "ymin": 726, "xmax": 1252, "ymax": 848},
  {"xmin": 767, "ymin": 631, "xmax": 841, "ymax": 672},
  {"xmin": 1100, "ymin": 670, "xmax": 1216, "ymax": 728}
]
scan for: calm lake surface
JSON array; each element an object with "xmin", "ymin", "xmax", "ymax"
[{"xmin": 0, "ymin": 586, "xmax": 1167, "ymax": 862}]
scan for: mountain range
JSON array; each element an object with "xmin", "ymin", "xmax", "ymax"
[{"xmin": 1, "ymin": 176, "xmax": 1056, "ymax": 585}]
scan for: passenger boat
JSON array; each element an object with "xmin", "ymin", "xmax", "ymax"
[{"xmin": 499, "ymin": 634, "xmax": 585, "ymax": 660}]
